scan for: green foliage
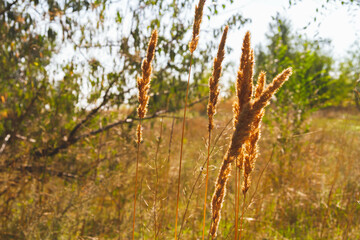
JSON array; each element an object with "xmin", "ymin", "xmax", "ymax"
[
  {"xmin": 355, "ymin": 81, "xmax": 360, "ymax": 110},
  {"xmin": 338, "ymin": 41, "xmax": 360, "ymax": 109},
  {"xmin": 255, "ymin": 16, "xmax": 349, "ymax": 134},
  {"xmin": 0, "ymin": 0, "xmax": 248, "ymax": 156}
]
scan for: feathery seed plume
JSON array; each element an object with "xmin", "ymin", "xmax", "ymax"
[
  {"xmin": 136, "ymin": 29, "xmax": 158, "ymax": 143},
  {"xmin": 238, "ymin": 32, "xmax": 254, "ymax": 110},
  {"xmin": 241, "ymin": 108, "xmax": 264, "ymax": 194},
  {"xmin": 133, "ymin": 29, "xmax": 158, "ymax": 240},
  {"xmin": 137, "ymin": 29, "xmax": 158, "ymax": 120},
  {"xmin": 189, "ymin": 0, "xmax": 206, "ymax": 53},
  {"xmin": 241, "ymin": 71, "xmax": 266, "ymax": 193},
  {"xmin": 252, "ymin": 68, "xmax": 292, "ymax": 113},
  {"xmin": 233, "ymin": 31, "xmax": 254, "ymax": 127},
  {"xmin": 136, "ymin": 124, "xmax": 142, "ymax": 145},
  {"xmin": 255, "ymin": 71, "xmax": 266, "ymax": 98},
  {"xmin": 207, "ymin": 25, "xmax": 228, "ymax": 131}
]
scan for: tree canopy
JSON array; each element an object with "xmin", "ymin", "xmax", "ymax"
[{"xmin": 0, "ymin": 0, "xmax": 249, "ymax": 158}]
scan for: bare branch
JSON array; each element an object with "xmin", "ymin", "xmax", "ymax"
[
  {"xmin": 0, "ymin": 0, "xmax": 18, "ymax": 16},
  {"xmin": 33, "ymin": 96, "xmax": 208, "ymax": 158}
]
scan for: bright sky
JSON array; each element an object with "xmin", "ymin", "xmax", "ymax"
[
  {"xmin": 214, "ymin": 0, "xmax": 360, "ymax": 61},
  {"xmin": 47, "ymin": 0, "xmax": 360, "ymax": 97},
  {"xmin": 49, "ymin": 0, "xmax": 360, "ymax": 74}
]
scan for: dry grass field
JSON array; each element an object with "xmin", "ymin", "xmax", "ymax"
[
  {"xmin": 1, "ymin": 0, "xmax": 360, "ymax": 239},
  {"xmin": 117, "ymin": 102, "xmax": 360, "ymax": 239},
  {"xmin": 1, "ymin": 99, "xmax": 359, "ymax": 239}
]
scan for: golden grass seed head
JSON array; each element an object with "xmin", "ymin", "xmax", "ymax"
[
  {"xmin": 234, "ymin": 31, "xmax": 254, "ymax": 127},
  {"xmin": 253, "ymin": 68, "xmax": 292, "ymax": 113},
  {"xmin": 136, "ymin": 124, "xmax": 142, "ymax": 144},
  {"xmin": 210, "ymin": 29, "xmax": 292, "ymax": 238},
  {"xmin": 255, "ymin": 71, "xmax": 266, "ymax": 98},
  {"xmin": 207, "ymin": 25, "xmax": 228, "ymax": 131},
  {"xmin": 236, "ymin": 148, "xmax": 245, "ymax": 170},
  {"xmin": 189, "ymin": 0, "xmax": 206, "ymax": 53},
  {"xmin": 210, "ymin": 32, "xmax": 292, "ymax": 238},
  {"xmin": 210, "ymin": 152, "xmax": 234, "ymax": 238},
  {"xmin": 146, "ymin": 29, "xmax": 158, "ymax": 64},
  {"xmin": 137, "ymin": 29, "xmax": 158, "ymax": 120}
]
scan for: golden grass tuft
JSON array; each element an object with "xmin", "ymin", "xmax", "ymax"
[
  {"xmin": 209, "ymin": 31, "xmax": 292, "ymax": 238},
  {"xmin": 175, "ymin": 1, "xmax": 206, "ymax": 238}
]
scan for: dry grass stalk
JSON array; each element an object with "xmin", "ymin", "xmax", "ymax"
[
  {"xmin": 209, "ymin": 31, "xmax": 292, "ymax": 239},
  {"xmin": 202, "ymin": 25, "xmax": 228, "ymax": 240},
  {"xmin": 174, "ymin": 1, "xmax": 206, "ymax": 239},
  {"xmin": 132, "ymin": 29, "xmax": 158, "ymax": 240},
  {"xmin": 234, "ymin": 159, "xmax": 240, "ymax": 240},
  {"xmin": 238, "ymin": 74, "xmax": 265, "ymax": 238},
  {"xmin": 233, "ymin": 32, "xmax": 254, "ymax": 239},
  {"xmin": 153, "ymin": 118, "xmax": 163, "ymax": 239},
  {"xmin": 189, "ymin": 0, "xmax": 206, "ymax": 53}
]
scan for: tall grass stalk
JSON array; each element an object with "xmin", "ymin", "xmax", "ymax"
[
  {"xmin": 232, "ymin": 31, "xmax": 254, "ymax": 240},
  {"xmin": 202, "ymin": 25, "xmax": 228, "ymax": 240},
  {"xmin": 234, "ymin": 161, "xmax": 239, "ymax": 240},
  {"xmin": 235, "ymin": 164, "xmax": 241, "ymax": 240},
  {"xmin": 238, "ymin": 71, "xmax": 266, "ymax": 240},
  {"xmin": 238, "ymin": 194, "xmax": 246, "ymax": 240},
  {"xmin": 174, "ymin": 1, "xmax": 206, "ymax": 239},
  {"xmin": 178, "ymin": 119, "xmax": 232, "ymax": 240},
  {"xmin": 174, "ymin": 54, "xmax": 192, "ymax": 239},
  {"xmin": 132, "ymin": 29, "xmax": 158, "ymax": 240},
  {"xmin": 153, "ymin": 118, "xmax": 163, "ymax": 239}
]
